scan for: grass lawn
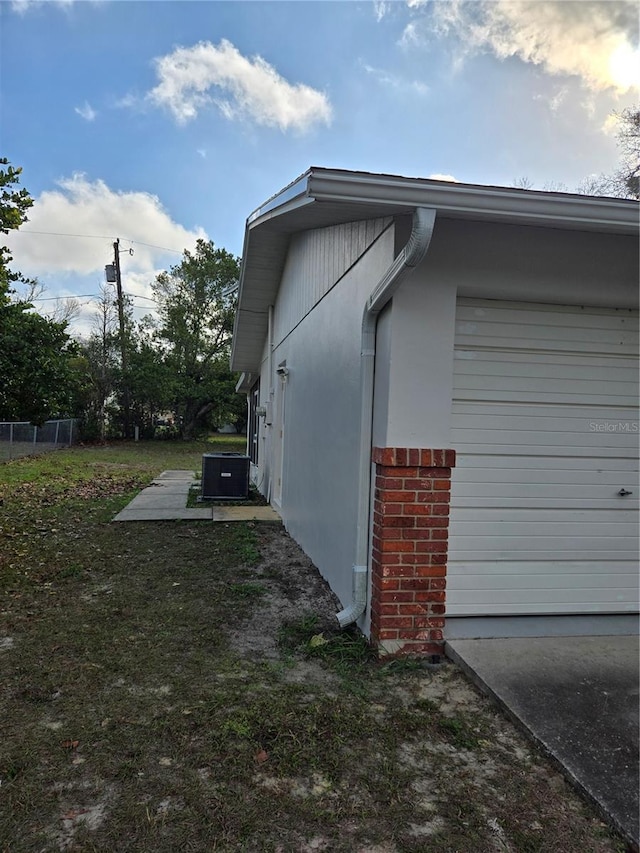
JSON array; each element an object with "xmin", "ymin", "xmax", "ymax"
[{"xmin": 0, "ymin": 441, "xmax": 627, "ymax": 852}]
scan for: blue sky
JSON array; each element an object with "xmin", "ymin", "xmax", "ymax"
[{"xmin": 2, "ymin": 0, "xmax": 638, "ymax": 336}]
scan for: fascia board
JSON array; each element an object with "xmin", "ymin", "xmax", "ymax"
[
  {"xmin": 307, "ymin": 170, "xmax": 639, "ymax": 235},
  {"xmin": 247, "ymin": 171, "xmax": 313, "ymax": 226}
]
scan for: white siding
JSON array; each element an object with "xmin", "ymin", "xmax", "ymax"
[
  {"xmin": 260, "ymin": 223, "xmax": 396, "ymax": 610},
  {"xmin": 448, "ymin": 299, "xmax": 639, "ymax": 616},
  {"xmin": 274, "ymin": 218, "xmax": 390, "ymax": 346}
]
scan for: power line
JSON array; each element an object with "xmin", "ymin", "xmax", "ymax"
[
  {"xmin": 27, "ymin": 294, "xmax": 101, "ymax": 301},
  {"xmin": 18, "ymin": 229, "xmax": 186, "ymax": 255},
  {"xmin": 18, "ymin": 230, "xmax": 114, "ymax": 240}
]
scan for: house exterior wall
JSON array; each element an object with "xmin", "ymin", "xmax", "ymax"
[
  {"xmin": 253, "ymin": 220, "xmax": 396, "ymax": 609},
  {"xmin": 249, "ymin": 211, "xmax": 638, "ymax": 653}
]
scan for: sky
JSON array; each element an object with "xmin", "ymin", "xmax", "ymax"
[{"xmin": 1, "ymin": 0, "xmax": 638, "ymax": 337}]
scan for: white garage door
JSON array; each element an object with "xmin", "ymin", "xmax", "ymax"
[{"xmin": 448, "ymin": 298, "xmax": 639, "ymax": 616}]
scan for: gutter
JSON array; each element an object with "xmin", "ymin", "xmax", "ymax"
[{"xmin": 336, "ymin": 207, "xmax": 437, "ymax": 628}]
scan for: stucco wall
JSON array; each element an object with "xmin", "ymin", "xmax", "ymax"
[{"xmin": 267, "ymin": 226, "xmax": 395, "ymax": 608}]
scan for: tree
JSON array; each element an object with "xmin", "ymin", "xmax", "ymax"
[
  {"xmin": 0, "ymin": 158, "xmax": 33, "ymax": 296},
  {"xmin": 152, "ymin": 239, "xmax": 240, "ymax": 439},
  {"xmin": 0, "ymin": 159, "xmax": 82, "ymax": 424},
  {"xmin": 610, "ymin": 106, "xmax": 639, "ymax": 199}
]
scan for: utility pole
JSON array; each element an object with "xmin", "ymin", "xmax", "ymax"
[{"xmin": 113, "ymin": 239, "xmax": 131, "ymax": 439}]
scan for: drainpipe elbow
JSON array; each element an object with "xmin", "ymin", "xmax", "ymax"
[{"xmin": 336, "ymin": 565, "xmax": 368, "ymax": 628}]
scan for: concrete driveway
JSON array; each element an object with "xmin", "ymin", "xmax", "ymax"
[{"xmin": 446, "ymin": 634, "xmax": 639, "ymax": 848}]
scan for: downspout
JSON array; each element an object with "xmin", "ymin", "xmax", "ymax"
[
  {"xmin": 336, "ymin": 207, "xmax": 437, "ymax": 628},
  {"xmin": 266, "ymin": 305, "xmax": 274, "ymax": 504}
]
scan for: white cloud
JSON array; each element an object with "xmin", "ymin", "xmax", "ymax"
[
  {"xmin": 362, "ymin": 61, "xmax": 429, "ymax": 96},
  {"xmin": 405, "ymin": 0, "xmax": 640, "ymax": 94},
  {"xmin": 147, "ymin": 39, "xmax": 332, "ymax": 131},
  {"xmin": 7, "ymin": 174, "xmax": 206, "ymax": 279},
  {"xmin": 373, "ymin": 1, "xmax": 391, "ymax": 22},
  {"xmin": 11, "ymin": 0, "xmax": 74, "ymax": 13},
  {"xmin": 75, "ymin": 101, "xmax": 97, "ymax": 122}
]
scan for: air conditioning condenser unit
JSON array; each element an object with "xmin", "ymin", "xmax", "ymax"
[{"xmin": 201, "ymin": 453, "xmax": 250, "ymax": 499}]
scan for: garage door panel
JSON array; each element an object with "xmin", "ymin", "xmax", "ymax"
[
  {"xmin": 454, "ymin": 467, "xmax": 634, "ymax": 485},
  {"xmin": 457, "ymin": 299, "xmax": 639, "ymax": 331},
  {"xmin": 454, "ymin": 351, "xmax": 638, "ymax": 381},
  {"xmin": 451, "ymin": 506, "xmax": 638, "ymax": 522},
  {"xmin": 449, "ymin": 298, "xmax": 639, "ymax": 617},
  {"xmin": 447, "ymin": 601, "xmax": 637, "ymax": 616},
  {"xmin": 453, "ymin": 387, "xmax": 634, "ymax": 405},
  {"xmin": 448, "ymin": 559, "xmax": 639, "ymax": 576},
  {"xmin": 456, "ymin": 455, "xmax": 633, "ymax": 472},
  {"xmin": 454, "ymin": 372, "xmax": 636, "ymax": 400},
  {"xmin": 449, "ymin": 570, "xmax": 634, "ymax": 591},
  {"xmin": 449, "ymin": 541, "xmax": 636, "ymax": 560}
]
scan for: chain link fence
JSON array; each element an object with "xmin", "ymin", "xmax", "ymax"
[{"xmin": 0, "ymin": 419, "xmax": 79, "ymax": 462}]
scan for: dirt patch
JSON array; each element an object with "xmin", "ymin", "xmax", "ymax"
[{"xmin": 227, "ymin": 525, "xmax": 342, "ymax": 664}]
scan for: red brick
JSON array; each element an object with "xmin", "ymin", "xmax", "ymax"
[
  {"xmin": 401, "ymin": 528, "xmax": 433, "ymax": 540},
  {"xmin": 429, "ymin": 578, "xmax": 446, "ymax": 590},
  {"xmin": 379, "ymin": 604, "xmax": 399, "ymax": 616},
  {"xmin": 416, "ymin": 491, "xmax": 451, "ymax": 504},
  {"xmin": 416, "ymin": 467, "xmax": 450, "ymax": 478},
  {"xmin": 415, "ymin": 566, "xmax": 447, "ymax": 578},
  {"xmin": 431, "ymin": 529, "xmax": 448, "ymax": 541},
  {"xmin": 407, "ymin": 448, "xmax": 420, "ymax": 465},
  {"xmin": 379, "ymin": 615, "xmax": 413, "ymax": 629},
  {"xmin": 376, "ymin": 476, "xmax": 404, "ymax": 490},
  {"xmin": 378, "ymin": 502, "xmax": 403, "ymax": 516},
  {"xmin": 377, "ymin": 489, "xmax": 416, "ymax": 503},
  {"xmin": 372, "ymin": 448, "xmax": 395, "ymax": 465},
  {"xmin": 381, "ymin": 539, "xmax": 414, "ymax": 553},
  {"xmin": 400, "ymin": 603, "xmax": 429, "ymax": 616},
  {"xmin": 383, "ymin": 591, "xmax": 416, "ymax": 603},
  {"xmin": 379, "ymin": 578, "xmax": 400, "ymax": 590},
  {"xmin": 404, "ymin": 478, "xmax": 433, "ymax": 490},
  {"xmin": 413, "ymin": 591, "xmax": 445, "ymax": 604},
  {"xmin": 382, "ymin": 565, "xmax": 413, "ymax": 578},
  {"xmin": 398, "ymin": 577, "xmax": 430, "ymax": 590},
  {"xmin": 415, "ymin": 541, "xmax": 448, "ymax": 554},
  {"xmin": 415, "ymin": 517, "xmax": 448, "ymax": 529},
  {"xmin": 378, "ymin": 629, "xmax": 400, "ymax": 640},
  {"xmin": 394, "ymin": 448, "xmax": 408, "ymax": 465},
  {"xmin": 431, "ymin": 505, "xmax": 450, "ymax": 516},
  {"xmin": 399, "ymin": 553, "xmax": 422, "ymax": 565},
  {"xmin": 433, "ymin": 479, "xmax": 451, "ymax": 490},
  {"xmin": 380, "ymin": 516, "xmax": 415, "ymax": 529},
  {"xmin": 392, "ymin": 467, "xmax": 419, "ymax": 477},
  {"xmin": 431, "ymin": 555, "xmax": 447, "ymax": 565},
  {"xmin": 403, "ymin": 505, "xmax": 432, "ymax": 516}
]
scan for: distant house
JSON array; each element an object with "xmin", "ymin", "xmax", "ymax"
[{"xmin": 231, "ymin": 168, "xmax": 639, "ymax": 655}]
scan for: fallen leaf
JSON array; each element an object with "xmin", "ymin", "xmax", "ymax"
[
  {"xmin": 255, "ymin": 749, "xmax": 269, "ymax": 764},
  {"xmin": 61, "ymin": 740, "xmax": 79, "ymax": 749}
]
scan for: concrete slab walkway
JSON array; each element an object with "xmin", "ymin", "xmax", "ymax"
[
  {"xmin": 113, "ymin": 470, "xmax": 281, "ymax": 523},
  {"xmin": 446, "ymin": 634, "xmax": 640, "ymax": 847}
]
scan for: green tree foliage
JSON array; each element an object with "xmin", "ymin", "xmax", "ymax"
[
  {"xmin": 0, "ymin": 159, "xmax": 83, "ymax": 425},
  {"xmin": 152, "ymin": 239, "xmax": 240, "ymax": 438},
  {"xmin": 0, "ymin": 158, "xmax": 33, "ymax": 295}
]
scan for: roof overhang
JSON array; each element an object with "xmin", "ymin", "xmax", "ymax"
[{"xmin": 231, "ymin": 167, "xmax": 639, "ymax": 373}]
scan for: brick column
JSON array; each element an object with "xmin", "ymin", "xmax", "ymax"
[{"xmin": 370, "ymin": 447, "xmax": 456, "ymax": 656}]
